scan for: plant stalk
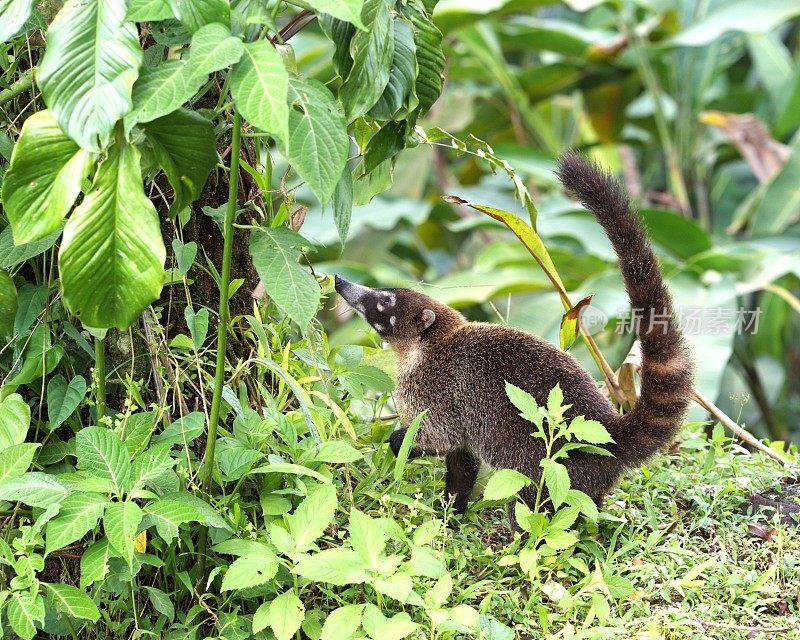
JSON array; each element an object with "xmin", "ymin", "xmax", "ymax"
[
  {"xmin": 0, "ymin": 68, "xmax": 34, "ymax": 108},
  {"xmin": 197, "ymin": 108, "xmax": 243, "ymax": 581},
  {"xmin": 94, "ymin": 337, "xmax": 106, "ymax": 422}
]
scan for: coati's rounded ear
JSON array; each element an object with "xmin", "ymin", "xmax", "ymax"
[{"xmin": 422, "ymin": 309, "xmax": 436, "ymax": 330}]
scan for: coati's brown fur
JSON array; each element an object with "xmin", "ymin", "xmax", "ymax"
[{"xmin": 334, "ymin": 152, "xmax": 694, "ymax": 515}]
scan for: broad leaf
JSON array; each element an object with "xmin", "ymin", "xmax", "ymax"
[
  {"xmin": 46, "ymin": 492, "xmax": 108, "ymax": 554},
  {"xmin": 0, "ymin": 394, "xmax": 30, "ymax": 448},
  {"xmin": 130, "ymin": 443, "xmax": 175, "ymax": 492},
  {"xmin": 268, "ymin": 590, "xmax": 306, "ymax": 640},
  {"xmin": 404, "ymin": 0, "xmax": 444, "ymax": 114},
  {"xmin": 142, "ymin": 108, "xmax": 218, "ymax": 216},
  {"xmin": 2, "ymin": 110, "xmax": 93, "ymax": 243},
  {"xmin": 59, "ymin": 141, "xmax": 166, "ymax": 329},
  {"xmin": 152, "ymin": 411, "xmax": 205, "ymax": 446},
  {"xmin": 280, "ymin": 76, "xmax": 348, "ymax": 205},
  {"xmin": 231, "ymin": 39, "xmax": 289, "ymax": 143},
  {"xmin": 76, "ymin": 426, "xmax": 131, "ymax": 496},
  {"xmin": 104, "ymin": 500, "xmax": 143, "ymax": 568},
  {"xmin": 249, "ymin": 226, "xmax": 321, "ymax": 328},
  {"xmin": 0, "ymin": 269, "xmax": 17, "ymax": 337},
  {"xmin": 348, "ymin": 508, "xmax": 386, "ymax": 570},
  {"xmin": 540, "ymin": 459, "xmax": 569, "ymax": 509},
  {"xmin": 6, "ymin": 591, "xmax": 44, "ymax": 640},
  {"xmin": 126, "ymin": 61, "xmax": 207, "ymax": 128},
  {"xmin": 0, "ymin": 472, "xmax": 69, "ymax": 507},
  {"xmin": 188, "ymin": 22, "xmax": 244, "ymax": 75},
  {"xmin": 0, "ymin": 225, "xmax": 63, "ymax": 269},
  {"xmin": 126, "ymin": 0, "xmax": 173, "ymax": 21},
  {"xmin": 143, "ymin": 586, "xmax": 175, "ymax": 621},
  {"xmin": 167, "ymin": 0, "xmax": 229, "ymax": 33},
  {"xmin": 564, "ymin": 488, "xmax": 599, "ymax": 521},
  {"xmin": 307, "ymin": 0, "xmax": 365, "ymax": 29},
  {"xmin": 483, "ymin": 468, "xmax": 532, "ymax": 501},
  {"xmin": 46, "ymin": 374, "xmax": 87, "ymax": 429},
  {"xmin": 320, "ymin": 605, "xmax": 365, "ymax": 640},
  {"xmin": 568, "ymin": 415, "xmax": 614, "ymax": 444},
  {"xmin": 333, "ymin": 168, "xmax": 353, "ymax": 243},
  {"xmin": 504, "ymin": 382, "xmax": 542, "ymax": 426},
  {"xmin": 0, "ymin": 0, "xmax": 37, "ymax": 42},
  {"xmin": 44, "ymin": 583, "xmax": 101, "ymax": 622},
  {"xmin": 369, "ymin": 17, "xmax": 418, "ymax": 120},
  {"xmin": 221, "ymin": 552, "xmax": 280, "ymax": 591},
  {"xmin": 184, "ymin": 305, "xmax": 210, "ymax": 350},
  {"xmin": 290, "ymin": 483, "xmax": 338, "ymax": 553},
  {"xmin": 80, "ymin": 538, "xmax": 113, "ymax": 588},
  {"xmin": 361, "ymin": 605, "xmax": 418, "ymax": 640},
  {"xmin": 293, "ymin": 548, "xmax": 371, "ymax": 586},
  {"xmin": 143, "ymin": 498, "xmax": 201, "ymax": 543},
  {"xmin": 314, "ymin": 441, "xmax": 362, "ymax": 463},
  {"xmin": 340, "ymin": 0, "xmax": 394, "ymax": 121},
  {"xmin": 38, "ymin": 0, "xmax": 141, "ymax": 151},
  {"xmin": 0, "ymin": 443, "xmax": 38, "ymax": 484}
]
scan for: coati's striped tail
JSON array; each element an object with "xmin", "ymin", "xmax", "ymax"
[{"xmin": 556, "ymin": 151, "xmax": 694, "ymax": 465}]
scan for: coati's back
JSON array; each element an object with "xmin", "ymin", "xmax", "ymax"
[{"xmin": 335, "ymin": 151, "xmax": 694, "ymax": 511}]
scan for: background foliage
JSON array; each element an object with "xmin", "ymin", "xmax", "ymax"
[{"xmin": 0, "ymin": 0, "xmax": 799, "ymax": 638}]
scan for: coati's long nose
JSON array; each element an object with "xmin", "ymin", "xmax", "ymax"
[{"xmin": 333, "ymin": 275, "xmax": 372, "ymax": 309}]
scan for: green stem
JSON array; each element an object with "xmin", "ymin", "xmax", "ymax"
[
  {"xmin": 94, "ymin": 337, "xmax": 106, "ymax": 422},
  {"xmin": 0, "ymin": 68, "xmax": 34, "ymax": 108},
  {"xmin": 197, "ymin": 108, "xmax": 243, "ymax": 583}
]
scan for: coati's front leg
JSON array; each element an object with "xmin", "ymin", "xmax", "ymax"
[{"xmin": 445, "ymin": 449, "xmax": 480, "ymax": 514}]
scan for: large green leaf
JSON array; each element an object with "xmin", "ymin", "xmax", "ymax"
[
  {"xmin": 142, "ymin": 109, "xmax": 218, "ymax": 215},
  {"xmin": 0, "ymin": 0, "xmax": 36, "ymax": 42},
  {"xmin": 333, "ymin": 168, "xmax": 353, "ymax": 244},
  {"xmin": 167, "ymin": 0, "xmax": 229, "ymax": 33},
  {"xmin": 221, "ymin": 552, "xmax": 280, "ymax": 591},
  {"xmin": 44, "ymin": 583, "xmax": 101, "ymax": 623},
  {"xmin": 104, "ymin": 500, "xmax": 143, "ymax": 568},
  {"xmin": 188, "ymin": 22, "xmax": 244, "ymax": 75},
  {"xmin": 0, "ymin": 472, "xmax": 70, "ymax": 507},
  {"xmin": 45, "ymin": 492, "xmax": 108, "ymax": 555},
  {"xmin": 483, "ymin": 468, "xmax": 532, "ymax": 502},
  {"xmin": 59, "ymin": 141, "xmax": 166, "ymax": 328},
  {"xmin": 267, "ymin": 591, "xmax": 306, "ymax": 640},
  {"xmin": 320, "ymin": 605, "xmax": 365, "ymax": 640},
  {"xmin": 126, "ymin": 0, "xmax": 174, "ymax": 22},
  {"xmin": 80, "ymin": 538, "xmax": 113, "ymax": 588},
  {"xmin": 369, "ymin": 17, "xmax": 418, "ymax": 120},
  {"xmin": 540, "ymin": 458, "xmax": 569, "ymax": 509},
  {"xmin": 2, "ymin": 110, "xmax": 93, "ymax": 244},
  {"xmin": 290, "ymin": 483, "xmax": 338, "ymax": 553},
  {"xmin": 126, "ymin": 61, "xmax": 207, "ymax": 128},
  {"xmin": 405, "ymin": 0, "xmax": 444, "ymax": 114},
  {"xmin": 0, "ymin": 443, "xmax": 38, "ymax": 485},
  {"xmin": 280, "ymin": 77, "xmax": 349, "ymax": 205},
  {"xmin": 340, "ymin": 0, "xmax": 394, "ymax": 121},
  {"xmin": 249, "ymin": 227, "xmax": 321, "ymax": 328},
  {"xmin": 142, "ymin": 498, "xmax": 202, "ymax": 543},
  {"xmin": 6, "ymin": 591, "xmax": 44, "ymax": 640},
  {"xmin": 671, "ymin": 0, "xmax": 800, "ymax": 47},
  {"xmin": 0, "ymin": 268, "xmax": 17, "ymax": 337},
  {"xmin": 76, "ymin": 426, "xmax": 131, "ymax": 496},
  {"xmin": 38, "ymin": 0, "xmax": 142, "ymax": 151},
  {"xmin": 46, "ymin": 374, "xmax": 87, "ymax": 429},
  {"xmin": 293, "ymin": 548, "xmax": 370, "ymax": 586},
  {"xmin": 231, "ymin": 39, "xmax": 289, "ymax": 143},
  {"xmin": 0, "ymin": 393, "xmax": 30, "ymax": 450},
  {"xmin": 307, "ymin": 0, "xmax": 365, "ymax": 29}
]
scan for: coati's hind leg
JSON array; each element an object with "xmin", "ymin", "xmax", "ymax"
[
  {"xmin": 445, "ymin": 450, "xmax": 480, "ymax": 514},
  {"xmin": 389, "ymin": 428, "xmax": 423, "ymax": 458}
]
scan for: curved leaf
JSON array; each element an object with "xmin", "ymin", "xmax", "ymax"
[
  {"xmin": 104, "ymin": 500, "xmax": 143, "ymax": 568},
  {"xmin": 369, "ymin": 17, "xmax": 418, "ymax": 120},
  {"xmin": 6, "ymin": 591, "xmax": 44, "ymax": 640},
  {"xmin": 0, "ymin": 0, "xmax": 36, "ymax": 42},
  {"xmin": 126, "ymin": 60, "xmax": 207, "ymax": 128},
  {"xmin": 2, "ymin": 110, "xmax": 93, "ymax": 244},
  {"xmin": 142, "ymin": 108, "xmax": 218, "ymax": 215},
  {"xmin": 46, "ymin": 374, "xmax": 87, "ymax": 429},
  {"xmin": 38, "ymin": 0, "xmax": 141, "ymax": 151},
  {"xmin": 405, "ymin": 0, "xmax": 444, "ymax": 114},
  {"xmin": 0, "ymin": 225, "xmax": 63, "ymax": 269},
  {"xmin": 45, "ymin": 493, "xmax": 108, "ymax": 555},
  {"xmin": 59, "ymin": 141, "xmax": 166, "ymax": 328},
  {"xmin": 281, "ymin": 77, "xmax": 349, "ymax": 205},
  {"xmin": 167, "ymin": 0, "xmax": 229, "ymax": 33},
  {"xmin": 307, "ymin": 0, "xmax": 365, "ymax": 29},
  {"xmin": 143, "ymin": 498, "xmax": 202, "ymax": 543},
  {"xmin": 126, "ymin": 0, "xmax": 174, "ymax": 22},
  {"xmin": 188, "ymin": 22, "xmax": 244, "ymax": 76},
  {"xmin": 44, "ymin": 583, "xmax": 101, "ymax": 623},
  {"xmin": 231, "ymin": 39, "xmax": 289, "ymax": 143},
  {"xmin": 0, "ymin": 393, "xmax": 30, "ymax": 450},
  {"xmin": 76, "ymin": 426, "xmax": 131, "ymax": 496},
  {"xmin": 0, "ymin": 442, "xmax": 38, "ymax": 485},
  {"xmin": 268, "ymin": 591, "xmax": 305, "ymax": 640},
  {"xmin": 0, "ymin": 268, "xmax": 17, "ymax": 338}
]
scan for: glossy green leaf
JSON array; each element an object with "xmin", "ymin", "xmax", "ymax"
[
  {"xmin": 0, "ymin": 443, "xmax": 38, "ymax": 485},
  {"xmin": 2, "ymin": 110, "xmax": 93, "ymax": 243},
  {"xmin": 46, "ymin": 374, "xmax": 87, "ymax": 428},
  {"xmin": 369, "ymin": 18, "xmax": 418, "ymax": 120},
  {"xmin": 221, "ymin": 552, "xmax": 280, "ymax": 591},
  {"xmin": 540, "ymin": 458, "xmax": 569, "ymax": 509},
  {"xmin": 0, "ymin": 269, "xmax": 17, "ymax": 337},
  {"xmin": 307, "ymin": 0, "xmax": 365, "ymax": 29},
  {"xmin": 104, "ymin": 500, "xmax": 143, "ymax": 568},
  {"xmin": 340, "ymin": 0, "xmax": 394, "ymax": 121},
  {"xmin": 0, "ymin": 393, "xmax": 30, "ymax": 450},
  {"xmin": 268, "ymin": 591, "xmax": 306, "ymax": 640},
  {"xmin": 59, "ymin": 141, "xmax": 166, "ymax": 329},
  {"xmin": 363, "ymin": 120, "xmax": 407, "ymax": 174},
  {"xmin": 126, "ymin": 61, "xmax": 207, "ymax": 127},
  {"xmin": 76, "ymin": 426, "xmax": 131, "ymax": 496},
  {"xmin": 45, "ymin": 492, "xmax": 108, "ymax": 554},
  {"xmin": 188, "ymin": 22, "xmax": 244, "ymax": 75},
  {"xmin": 249, "ymin": 226, "xmax": 321, "ymax": 328},
  {"xmin": 80, "ymin": 538, "xmax": 113, "ymax": 588},
  {"xmin": 0, "ymin": 0, "xmax": 36, "ymax": 42},
  {"xmin": 483, "ymin": 468, "xmax": 532, "ymax": 501},
  {"xmin": 404, "ymin": 0, "xmax": 444, "ymax": 114},
  {"xmin": 361, "ymin": 605, "xmax": 418, "ymax": 640},
  {"xmin": 44, "ymin": 583, "xmax": 101, "ymax": 622},
  {"xmin": 152, "ymin": 411, "xmax": 205, "ymax": 446},
  {"xmin": 320, "ymin": 605, "xmax": 365, "ymax": 640},
  {"xmin": 142, "ymin": 108, "xmax": 217, "ymax": 216},
  {"xmin": 38, "ymin": 0, "xmax": 141, "ymax": 151},
  {"xmin": 143, "ymin": 498, "xmax": 201, "ymax": 543},
  {"xmin": 231, "ymin": 39, "xmax": 289, "ymax": 143},
  {"xmin": 6, "ymin": 591, "xmax": 44, "ymax": 640},
  {"xmin": 0, "ymin": 472, "xmax": 69, "ymax": 507},
  {"xmin": 143, "ymin": 586, "xmax": 175, "ymax": 621},
  {"xmin": 167, "ymin": 0, "xmax": 229, "ymax": 33},
  {"xmin": 348, "ymin": 508, "xmax": 386, "ymax": 570},
  {"xmin": 126, "ymin": 0, "xmax": 173, "ymax": 22},
  {"xmin": 293, "ymin": 548, "xmax": 371, "ymax": 586},
  {"xmin": 0, "ymin": 225, "xmax": 62, "ymax": 269}
]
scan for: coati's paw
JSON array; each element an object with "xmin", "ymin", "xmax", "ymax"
[{"xmin": 389, "ymin": 429, "xmax": 423, "ymax": 458}]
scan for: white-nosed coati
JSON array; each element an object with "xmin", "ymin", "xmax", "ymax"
[{"xmin": 334, "ymin": 152, "xmax": 694, "ymax": 515}]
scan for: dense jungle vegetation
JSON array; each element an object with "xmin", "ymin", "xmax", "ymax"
[{"xmin": 0, "ymin": 0, "xmax": 799, "ymax": 638}]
